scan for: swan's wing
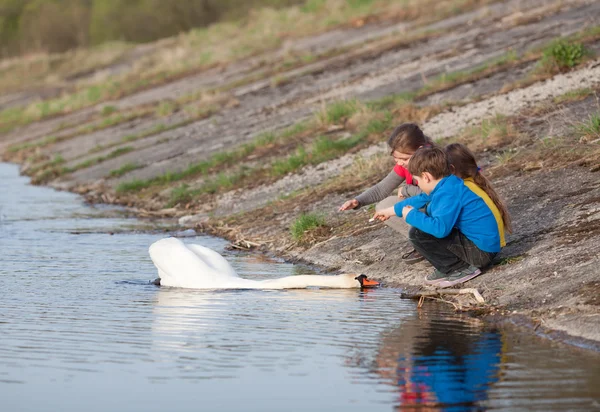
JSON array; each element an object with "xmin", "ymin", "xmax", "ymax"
[
  {"xmin": 186, "ymin": 243, "xmax": 239, "ymax": 278},
  {"xmin": 149, "ymin": 237, "xmax": 212, "ymax": 288}
]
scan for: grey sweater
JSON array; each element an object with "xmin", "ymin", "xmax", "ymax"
[{"xmin": 355, "ymin": 170, "xmax": 422, "ymax": 207}]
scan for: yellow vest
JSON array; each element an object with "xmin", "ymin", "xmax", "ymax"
[{"xmin": 463, "ymin": 178, "xmax": 506, "ymax": 247}]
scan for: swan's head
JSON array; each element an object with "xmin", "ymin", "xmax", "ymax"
[
  {"xmin": 335, "ymin": 273, "xmax": 380, "ymax": 288},
  {"xmin": 354, "ymin": 274, "xmax": 380, "ymax": 288}
]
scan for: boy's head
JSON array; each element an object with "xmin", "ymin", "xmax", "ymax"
[
  {"xmin": 407, "ymin": 146, "xmax": 450, "ymax": 194},
  {"xmin": 387, "ymin": 123, "xmax": 431, "ymax": 168}
]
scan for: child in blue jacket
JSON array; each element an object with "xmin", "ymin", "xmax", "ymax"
[{"xmin": 373, "ymin": 146, "xmax": 501, "ymax": 288}]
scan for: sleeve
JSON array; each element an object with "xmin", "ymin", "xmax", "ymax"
[
  {"xmin": 355, "ymin": 170, "xmax": 404, "ymax": 207},
  {"xmin": 393, "ymin": 194, "xmax": 429, "ymax": 216},
  {"xmin": 405, "ymin": 191, "xmax": 461, "ymax": 238},
  {"xmin": 401, "ymin": 184, "xmax": 422, "ymax": 198}
]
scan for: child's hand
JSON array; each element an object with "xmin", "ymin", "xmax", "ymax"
[
  {"xmin": 339, "ymin": 199, "xmax": 359, "ymax": 211},
  {"xmin": 402, "ymin": 205, "xmax": 414, "ymax": 220},
  {"xmin": 372, "ymin": 206, "xmax": 395, "ymax": 221}
]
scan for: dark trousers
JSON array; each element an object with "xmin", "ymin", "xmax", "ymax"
[{"xmin": 409, "ymin": 227, "xmax": 497, "ymax": 274}]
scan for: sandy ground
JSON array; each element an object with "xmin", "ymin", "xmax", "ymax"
[{"xmin": 1, "ymin": 0, "xmax": 599, "ymax": 347}]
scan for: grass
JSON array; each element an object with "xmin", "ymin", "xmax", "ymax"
[
  {"xmin": 290, "ymin": 213, "xmax": 326, "ymax": 241},
  {"xmin": 535, "ymin": 40, "xmax": 589, "ymax": 75},
  {"xmin": 498, "ymin": 255, "xmax": 525, "ymax": 265},
  {"xmin": 101, "ymin": 105, "xmax": 118, "ymax": 116},
  {"xmin": 167, "ymin": 184, "xmax": 198, "ymax": 207},
  {"xmin": 316, "ymin": 99, "xmax": 361, "ymax": 125},
  {"xmin": 421, "ymin": 51, "xmax": 519, "ymax": 95},
  {"xmin": 33, "ymin": 146, "xmax": 136, "ymax": 183},
  {"xmin": 452, "ymin": 114, "xmax": 521, "ymax": 152},
  {"xmin": 156, "ymin": 101, "xmax": 178, "ymax": 117},
  {"xmin": 114, "ymin": 89, "xmax": 429, "ymax": 198},
  {"xmin": 0, "ymin": 0, "xmax": 473, "ymax": 132},
  {"xmin": 574, "ymin": 113, "xmax": 600, "ymax": 141},
  {"xmin": 109, "ymin": 162, "xmax": 141, "ymax": 178},
  {"xmin": 553, "ymin": 88, "xmax": 595, "ymax": 105},
  {"xmin": 115, "ymin": 120, "xmax": 311, "ymax": 193}
]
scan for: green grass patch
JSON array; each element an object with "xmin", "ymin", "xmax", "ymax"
[
  {"xmin": 536, "ymin": 40, "xmax": 589, "ymax": 74},
  {"xmin": 574, "ymin": 113, "xmax": 600, "ymax": 140},
  {"xmin": 167, "ymin": 184, "xmax": 199, "ymax": 207},
  {"xmin": 156, "ymin": 101, "xmax": 178, "ymax": 117},
  {"xmin": 67, "ymin": 146, "xmax": 135, "ymax": 174},
  {"xmin": 101, "ymin": 105, "xmax": 118, "ymax": 116},
  {"xmin": 109, "ymin": 162, "xmax": 141, "ymax": 178},
  {"xmin": 317, "ymin": 99, "xmax": 361, "ymax": 125},
  {"xmin": 553, "ymin": 88, "xmax": 594, "ymax": 104},
  {"xmin": 116, "ymin": 179, "xmax": 153, "ymax": 193},
  {"xmin": 270, "ymin": 133, "xmax": 365, "ymax": 177},
  {"xmin": 422, "ymin": 51, "xmax": 519, "ymax": 94},
  {"xmin": 367, "ymin": 92, "xmax": 415, "ymax": 111},
  {"xmin": 498, "ymin": 255, "xmax": 525, "ymax": 265},
  {"xmin": 290, "ymin": 212, "xmax": 326, "ymax": 241}
]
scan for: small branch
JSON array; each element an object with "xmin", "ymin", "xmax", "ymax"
[{"xmin": 411, "ymin": 288, "xmax": 485, "ymax": 304}]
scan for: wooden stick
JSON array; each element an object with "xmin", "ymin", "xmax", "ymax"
[{"xmin": 413, "ymin": 288, "xmax": 485, "ymax": 304}]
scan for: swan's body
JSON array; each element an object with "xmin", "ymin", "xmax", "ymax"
[{"xmin": 149, "ymin": 237, "xmax": 377, "ymax": 290}]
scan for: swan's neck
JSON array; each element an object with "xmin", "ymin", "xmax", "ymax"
[{"xmin": 258, "ymin": 275, "xmax": 358, "ymax": 289}]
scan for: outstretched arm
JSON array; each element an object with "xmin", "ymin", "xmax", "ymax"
[{"xmin": 354, "ymin": 170, "xmax": 404, "ymax": 207}]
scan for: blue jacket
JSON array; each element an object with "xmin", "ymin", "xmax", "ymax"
[{"xmin": 394, "ymin": 175, "xmax": 501, "ymax": 253}]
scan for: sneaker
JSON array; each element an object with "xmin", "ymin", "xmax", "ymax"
[
  {"xmin": 402, "ymin": 248, "xmax": 426, "ymax": 264},
  {"xmin": 437, "ymin": 266, "xmax": 482, "ymax": 289},
  {"xmin": 424, "ymin": 269, "xmax": 448, "ymax": 285}
]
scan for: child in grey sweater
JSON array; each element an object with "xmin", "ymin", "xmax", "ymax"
[{"xmin": 339, "ymin": 123, "xmax": 431, "ymax": 263}]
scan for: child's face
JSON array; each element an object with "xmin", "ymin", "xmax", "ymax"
[
  {"xmin": 413, "ymin": 172, "xmax": 436, "ymax": 195},
  {"xmin": 392, "ymin": 150, "xmax": 413, "ymax": 168}
]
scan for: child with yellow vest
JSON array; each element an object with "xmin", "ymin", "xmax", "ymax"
[{"xmin": 445, "ymin": 143, "xmax": 511, "ymax": 249}]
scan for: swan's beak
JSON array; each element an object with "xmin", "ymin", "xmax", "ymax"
[{"xmin": 355, "ymin": 274, "xmax": 380, "ymax": 288}]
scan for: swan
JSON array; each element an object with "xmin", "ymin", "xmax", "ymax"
[{"xmin": 148, "ymin": 237, "xmax": 379, "ymax": 290}]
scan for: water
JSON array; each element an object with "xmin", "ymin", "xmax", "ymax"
[{"xmin": 0, "ymin": 162, "xmax": 599, "ymax": 412}]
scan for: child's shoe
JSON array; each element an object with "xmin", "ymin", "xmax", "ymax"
[
  {"xmin": 438, "ymin": 266, "xmax": 482, "ymax": 288},
  {"xmin": 424, "ymin": 269, "xmax": 448, "ymax": 285},
  {"xmin": 402, "ymin": 248, "xmax": 426, "ymax": 264}
]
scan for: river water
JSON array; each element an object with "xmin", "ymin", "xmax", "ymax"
[{"xmin": 0, "ymin": 162, "xmax": 599, "ymax": 412}]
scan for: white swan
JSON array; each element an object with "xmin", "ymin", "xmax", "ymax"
[{"xmin": 148, "ymin": 237, "xmax": 379, "ymax": 290}]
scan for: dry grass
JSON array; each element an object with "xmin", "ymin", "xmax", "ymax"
[{"xmin": 0, "ymin": 0, "xmax": 497, "ymax": 132}]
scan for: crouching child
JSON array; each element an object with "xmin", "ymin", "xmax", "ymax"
[{"xmin": 373, "ymin": 146, "xmax": 501, "ymax": 288}]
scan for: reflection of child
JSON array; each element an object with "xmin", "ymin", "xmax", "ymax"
[
  {"xmin": 339, "ymin": 123, "xmax": 431, "ymax": 263},
  {"xmin": 374, "ymin": 147, "xmax": 502, "ymax": 288}
]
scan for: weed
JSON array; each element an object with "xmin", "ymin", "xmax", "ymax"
[
  {"xmin": 156, "ymin": 101, "xmax": 177, "ymax": 117},
  {"xmin": 290, "ymin": 213, "xmax": 326, "ymax": 241},
  {"xmin": 109, "ymin": 163, "xmax": 140, "ymax": 178},
  {"xmin": 498, "ymin": 255, "xmax": 525, "ymax": 265},
  {"xmin": 317, "ymin": 99, "xmax": 361, "ymax": 125},
  {"xmin": 536, "ymin": 40, "xmax": 588, "ymax": 74},
  {"xmin": 101, "ymin": 105, "xmax": 118, "ymax": 116},
  {"xmin": 553, "ymin": 88, "xmax": 594, "ymax": 105},
  {"xmin": 574, "ymin": 113, "xmax": 600, "ymax": 141},
  {"xmin": 116, "ymin": 179, "xmax": 152, "ymax": 193},
  {"xmin": 167, "ymin": 184, "xmax": 196, "ymax": 207}
]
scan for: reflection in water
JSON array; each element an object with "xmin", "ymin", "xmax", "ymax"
[
  {"xmin": 397, "ymin": 321, "xmax": 501, "ymax": 410},
  {"xmin": 359, "ymin": 309, "xmax": 504, "ymax": 411}
]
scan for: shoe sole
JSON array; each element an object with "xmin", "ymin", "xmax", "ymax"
[
  {"xmin": 404, "ymin": 256, "xmax": 426, "ymax": 265},
  {"xmin": 424, "ymin": 276, "xmax": 448, "ymax": 286},
  {"xmin": 437, "ymin": 269, "xmax": 482, "ymax": 289}
]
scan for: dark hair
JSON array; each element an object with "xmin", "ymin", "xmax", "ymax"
[
  {"xmin": 407, "ymin": 146, "xmax": 450, "ymax": 179},
  {"xmin": 387, "ymin": 123, "xmax": 432, "ymax": 154},
  {"xmin": 445, "ymin": 143, "xmax": 512, "ymax": 233}
]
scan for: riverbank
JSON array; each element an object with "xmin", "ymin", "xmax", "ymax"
[{"xmin": 1, "ymin": 0, "xmax": 599, "ymax": 347}]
